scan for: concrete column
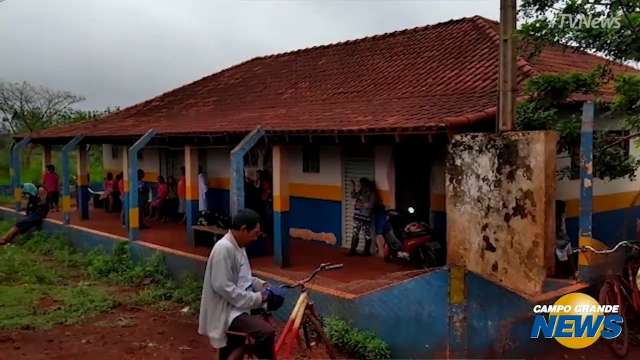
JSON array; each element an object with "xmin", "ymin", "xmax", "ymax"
[
  {"xmin": 122, "ymin": 147, "xmax": 129, "ymax": 228},
  {"xmin": 77, "ymin": 145, "xmax": 90, "ymax": 220},
  {"xmin": 185, "ymin": 145, "xmax": 199, "ymax": 246},
  {"xmin": 62, "ymin": 135, "xmax": 84, "ymax": 224},
  {"xmin": 11, "ymin": 137, "xmax": 31, "ymax": 211},
  {"xmin": 578, "ymin": 102, "xmax": 594, "ymax": 279},
  {"xmin": 42, "ymin": 144, "xmax": 52, "ymax": 173},
  {"xmin": 272, "ymin": 145, "xmax": 290, "ymax": 267},
  {"xmin": 447, "ymin": 265, "xmax": 467, "ymax": 358},
  {"xmin": 128, "ymin": 129, "xmax": 156, "ymax": 240}
]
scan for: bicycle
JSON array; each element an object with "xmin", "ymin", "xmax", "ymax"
[
  {"xmin": 573, "ymin": 240, "xmax": 640, "ymax": 358},
  {"xmin": 226, "ymin": 262, "xmax": 343, "ymax": 360}
]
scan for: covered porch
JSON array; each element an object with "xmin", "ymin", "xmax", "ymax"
[{"xmin": 46, "ymin": 205, "xmax": 424, "ymax": 296}]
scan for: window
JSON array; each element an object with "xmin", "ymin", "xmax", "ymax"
[
  {"xmin": 302, "ymin": 146, "xmax": 320, "ymax": 173},
  {"xmin": 111, "ymin": 146, "xmax": 119, "ymax": 160}
]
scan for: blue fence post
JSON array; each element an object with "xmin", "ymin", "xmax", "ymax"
[
  {"xmin": 128, "ymin": 129, "xmax": 156, "ymax": 240},
  {"xmin": 10, "ymin": 137, "xmax": 31, "ymax": 211},
  {"xmin": 578, "ymin": 101, "xmax": 594, "ymax": 280},
  {"xmin": 62, "ymin": 135, "xmax": 84, "ymax": 224},
  {"xmin": 230, "ymin": 126, "xmax": 265, "ymax": 217}
]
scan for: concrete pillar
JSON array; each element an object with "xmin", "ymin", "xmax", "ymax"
[
  {"xmin": 185, "ymin": 145, "xmax": 199, "ymax": 246},
  {"xmin": 77, "ymin": 145, "xmax": 90, "ymax": 220},
  {"xmin": 11, "ymin": 137, "xmax": 31, "ymax": 212},
  {"xmin": 42, "ymin": 144, "xmax": 52, "ymax": 173},
  {"xmin": 122, "ymin": 147, "xmax": 129, "ymax": 228},
  {"xmin": 447, "ymin": 265, "xmax": 467, "ymax": 358},
  {"xmin": 62, "ymin": 136, "xmax": 84, "ymax": 224},
  {"xmin": 578, "ymin": 102, "xmax": 594, "ymax": 279},
  {"xmin": 272, "ymin": 145, "xmax": 290, "ymax": 267},
  {"xmin": 128, "ymin": 130, "xmax": 156, "ymax": 240}
]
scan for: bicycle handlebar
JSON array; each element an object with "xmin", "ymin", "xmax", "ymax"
[
  {"xmin": 280, "ymin": 263, "xmax": 344, "ymax": 289},
  {"xmin": 572, "ymin": 240, "xmax": 640, "ymax": 255}
]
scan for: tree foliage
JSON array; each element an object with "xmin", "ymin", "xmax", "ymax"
[
  {"xmin": 0, "ymin": 81, "xmax": 85, "ymax": 134},
  {"xmin": 520, "ymin": 0, "xmax": 640, "ymax": 62},
  {"xmin": 518, "ymin": 0, "xmax": 640, "ymax": 180}
]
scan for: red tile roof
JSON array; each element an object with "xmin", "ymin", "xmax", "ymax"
[{"xmin": 30, "ymin": 16, "xmax": 639, "ymax": 140}]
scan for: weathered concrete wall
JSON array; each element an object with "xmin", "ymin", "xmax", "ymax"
[{"xmin": 446, "ymin": 131, "xmax": 558, "ymax": 296}]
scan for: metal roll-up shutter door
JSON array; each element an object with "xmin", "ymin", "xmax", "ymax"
[{"xmin": 342, "ymin": 153, "xmax": 375, "ymax": 250}]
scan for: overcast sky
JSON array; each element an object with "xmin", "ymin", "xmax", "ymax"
[{"xmin": 0, "ymin": 0, "xmax": 498, "ymax": 110}]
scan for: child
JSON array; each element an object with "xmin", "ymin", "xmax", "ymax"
[
  {"xmin": 42, "ymin": 164, "xmax": 59, "ymax": 212},
  {"xmin": 347, "ymin": 177, "xmax": 376, "ymax": 256},
  {"xmin": 1, "ymin": 184, "xmax": 49, "ymax": 245}
]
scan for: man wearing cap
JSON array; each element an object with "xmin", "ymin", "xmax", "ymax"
[{"xmin": 198, "ymin": 208, "xmax": 281, "ymax": 359}]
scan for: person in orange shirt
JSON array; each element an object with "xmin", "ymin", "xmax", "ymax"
[{"xmin": 178, "ymin": 166, "xmax": 187, "ymax": 223}]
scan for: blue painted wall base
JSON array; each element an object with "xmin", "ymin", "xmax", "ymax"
[{"xmin": 273, "ymin": 211, "xmax": 289, "ymax": 267}]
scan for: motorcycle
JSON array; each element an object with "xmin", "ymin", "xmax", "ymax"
[{"xmin": 381, "ymin": 207, "xmax": 442, "ymax": 268}]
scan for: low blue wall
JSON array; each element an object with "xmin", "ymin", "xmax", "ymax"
[{"xmin": 289, "ymin": 197, "xmax": 341, "ymax": 245}]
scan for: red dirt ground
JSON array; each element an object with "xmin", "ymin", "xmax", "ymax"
[
  {"xmin": 47, "ymin": 208, "xmax": 427, "ymax": 296},
  {"xmin": 0, "ymin": 306, "xmax": 213, "ymax": 360},
  {"xmin": 0, "ymin": 305, "xmax": 341, "ymax": 360}
]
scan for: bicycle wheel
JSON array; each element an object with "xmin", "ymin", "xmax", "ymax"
[{"xmin": 599, "ymin": 280, "xmax": 629, "ymax": 358}]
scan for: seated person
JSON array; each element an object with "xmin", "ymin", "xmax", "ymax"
[{"xmin": 1, "ymin": 184, "xmax": 49, "ymax": 245}]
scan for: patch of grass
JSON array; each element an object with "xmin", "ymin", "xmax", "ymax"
[
  {"xmin": 324, "ymin": 316, "xmax": 391, "ymax": 360},
  {"xmin": 0, "ymin": 226, "xmax": 203, "ymax": 331},
  {"xmin": 0, "ymin": 284, "xmax": 115, "ymax": 330}
]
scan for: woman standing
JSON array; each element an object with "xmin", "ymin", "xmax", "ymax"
[{"xmin": 347, "ymin": 177, "xmax": 377, "ymax": 256}]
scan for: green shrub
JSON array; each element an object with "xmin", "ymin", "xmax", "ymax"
[
  {"xmin": 324, "ymin": 316, "xmax": 391, "ymax": 360},
  {"xmin": 86, "ymin": 242, "xmax": 169, "ymax": 286}
]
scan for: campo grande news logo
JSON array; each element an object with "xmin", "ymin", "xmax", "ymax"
[{"xmin": 530, "ymin": 292, "xmax": 624, "ymax": 349}]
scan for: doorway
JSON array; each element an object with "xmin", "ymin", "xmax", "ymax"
[{"xmin": 394, "ymin": 144, "xmax": 431, "ymax": 220}]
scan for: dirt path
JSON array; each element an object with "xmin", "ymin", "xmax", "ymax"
[{"xmin": 0, "ymin": 305, "xmax": 213, "ymax": 360}]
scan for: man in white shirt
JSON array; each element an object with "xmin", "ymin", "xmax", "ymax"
[
  {"xmin": 198, "ymin": 209, "xmax": 275, "ymax": 359},
  {"xmin": 198, "ymin": 166, "xmax": 209, "ymax": 214}
]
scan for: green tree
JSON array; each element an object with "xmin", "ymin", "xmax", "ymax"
[
  {"xmin": 0, "ymin": 81, "xmax": 85, "ymax": 134},
  {"xmin": 518, "ymin": 0, "xmax": 640, "ymax": 180}
]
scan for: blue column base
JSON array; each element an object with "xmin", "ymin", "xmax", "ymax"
[
  {"xmin": 129, "ymin": 227, "xmax": 140, "ymax": 240},
  {"xmin": 186, "ymin": 199, "xmax": 198, "ymax": 247},
  {"xmin": 273, "ymin": 211, "xmax": 289, "ymax": 268},
  {"xmin": 79, "ymin": 185, "xmax": 90, "ymax": 220}
]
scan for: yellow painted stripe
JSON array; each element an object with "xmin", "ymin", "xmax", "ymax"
[
  {"xmin": 14, "ymin": 188, "xmax": 21, "ymax": 202},
  {"xmin": 378, "ymin": 190, "xmax": 393, "ymax": 207},
  {"xmin": 141, "ymin": 171, "xmax": 160, "ymax": 183},
  {"xmin": 207, "ymin": 177, "xmax": 230, "ymax": 190},
  {"xmin": 273, "ymin": 194, "xmax": 290, "ymax": 212},
  {"xmin": 62, "ymin": 196, "xmax": 72, "ymax": 212},
  {"xmin": 431, "ymin": 193, "xmax": 446, "ymax": 212},
  {"xmin": 186, "ymin": 181, "xmax": 198, "ymax": 200},
  {"xmin": 449, "ymin": 266, "xmax": 465, "ymax": 304},
  {"xmin": 129, "ymin": 208, "xmax": 139, "ymax": 228},
  {"xmin": 578, "ymin": 237, "xmax": 610, "ymax": 266},
  {"xmin": 288, "ymin": 183, "xmax": 341, "ymax": 202},
  {"xmin": 77, "ymin": 174, "xmax": 89, "ymax": 186},
  {"xmin": 565, "ymin": 190, "xmax": 640, "ymax": 218}
]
